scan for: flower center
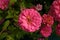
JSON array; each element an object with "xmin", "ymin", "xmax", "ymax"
[
  {"xmin": 47, "ymin": 17, "xmax": 51, "ymax": 23},
  {"xmin": 26, "ymin": 16, "xmax": 32, "ymax": 24}
]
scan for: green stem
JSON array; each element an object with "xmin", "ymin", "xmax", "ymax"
[
  {"xmin": 20, "ymin": 0, "xmax": 26, "ymax": 11},
  {"xmin": 0, "ymin": 29, "xmax": 5, "ymax": 35}
]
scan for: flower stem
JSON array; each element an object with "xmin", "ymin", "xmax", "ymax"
[{"xmin": 0, "ymin": 29, "xmax": 5, "ymax": 35}]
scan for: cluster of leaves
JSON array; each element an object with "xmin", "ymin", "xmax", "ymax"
[{"xmin": 0, "ymin": 0, "xmax": 60, "ymax": 40}]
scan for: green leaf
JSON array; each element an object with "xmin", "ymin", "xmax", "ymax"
[
  {"xmin": 0, "ymin": 16, "xmax": 2, "ymax": 20},
  {"xmin": 0, "ymin": 10, "xmax": 3, "ymax": 20},
  {"xmin": 10, "ymin": 0, "xmax": 17, "ymax": 5},
  {"xmin": 16, "ymin": 31, "xmax": 27, "ymax": 39},
  {"xmin": 3, "ymin": 20, "xmax": 10, "ymax": 30},
  {"xmin": 20, "ymin": 1, "xmax": 26, "ymax": 9},
  {"xmin": 6, "ymin": 15, "xmax": 13, "ymax": 19},
  {"xmin": 16, "ymin": 32, "xmax": 22, "ymax": 39},
  {"xmin": 25, "ymin": 3, "xmax": 33, "ymax": 8},
  {"xmin": 6, "ymin": 10, "xmax": 13, "ymax": 19},
  {"xmin": 0, "ymin": 10, "xmax": 3, "ymax": 14},
  {"xmin": 6, "ymin": 35, "xmax": 14, "ymax": 40},
  {"xmin": 8, "ymin": 25, "xmax": 16, "ymax": 32},
  {"xmin": 0, "ymin": 32, "xmax": 7, "ymax": 40}
]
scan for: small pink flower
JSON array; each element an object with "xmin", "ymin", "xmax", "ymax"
[
  {"xmin": 30, "ymin": 4, "xmax": 42, "ymax": 11},
  {"xmin": 18, "ymin": 9, "xmax": 42, "ymax": 32},
  {"xmin": 48, "ymin": 0, "xmax": 60, "ymax": 22},
  {"xmin": 40, "ymin": 25, "xmax": 52, "ymax": 37},
  {"xmin": 56, "ymin": 24, "xmax": 60, "ymax": 36},
  {"xmin": 42, "ymin": 14, "xmax": 54, "ymax": 26},
  {"xmin": 0, "ymin": 0, "xmax": 9, "ymax": 10},
  {"xmin": 35, "ymin": 4, "xmax": 42, "ymax": 11}
]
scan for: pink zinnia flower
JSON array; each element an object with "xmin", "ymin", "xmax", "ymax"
[
  {"xmin": 56, "ymin": 24, "xmax": 60, "ymax": 36},
  {"xmin": 42, "ymin": 14, "xmax": 54, "ymax": 26},
  {"xmin": 40, "ymin": 25, "xmax": 52, "ymax": 37},
  {"xmin": 48, "ymin": 0, "xmax": 60, "ymax": 22},
  {"xmin": 0, "ymin": 0, "xmax": 9, "ymax": 10},
  {"xmin": 18, "ymin": 9, "xmax": 42, "ymax": 32}
]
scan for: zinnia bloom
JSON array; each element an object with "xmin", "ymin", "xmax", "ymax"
[
  {"xmin": 35, "ymin": 4, "xmax": 42, "ymax": 11},
  {"xmin": 56, "ymin": 24, "xmax": 60, "ymax": 36},
  {"xmin": 18, "ymin": 9, "xmax": 42, "ymax": 32},
  {"xmin": 48, "ymin": 0, "xmax": 60, "ymax": 22},
  {"xmin": 40, "ymin": 25, "xmax": 52, "ymax": 37},
  {"xmin": 42, "ymin": 14, "xmax": 54, "ymax": 26},
  {"xmin": 0, "ymin": 0, "xmax": 9, "ymax": 10}
]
